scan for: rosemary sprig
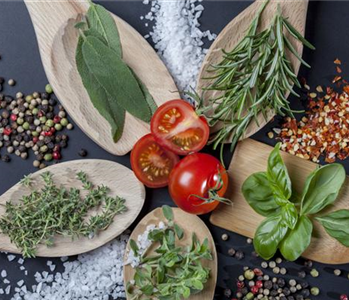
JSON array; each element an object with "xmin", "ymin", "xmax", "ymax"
[
  {"xmin": 0, "ymin": 171, "xmax": 127, "ymax": 258},
  {"xmin": 201, "ymin": 0, "xmax": 315, "ymax": 161}
]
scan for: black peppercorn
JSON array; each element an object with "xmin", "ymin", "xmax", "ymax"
[
  {"xmin": 44, "ymin": 136, "xmax": 52, "ymax": 144},
  {"xmin": 46, "ymin": 112, "xmax": 54, "ymax": 119},
  {"xmin": 61, "ymin": 134, "xmax": 68, "ymax": 141},
  {"xmin": 11, "ymin": 122, "xmax": 18, "ymax": 130},
  {"xmin": 273, "ymin": 284, "xmax": 279, "ymax": 290},
  {"xmin": 295, "ymin": 295, "xmax": 304, "ymax": 300},
  {"xmin": 18, "ymin": 145, "xmax": 26, "ymax": 153},
  {"xmin": 301, "ymin": 289, "xmax": 310, "ymax": 297},
  {"xmin": 227, "ymin": 248, "xmax": 235, "ymax": 257},
  {"xmin": 224, "ymin": 288, "xmax": 232, "ymax": 298},
  {"xmin": 23, "ymin": 135, "xmax": 31, "ymax": 142},
  {"xmin": 15, "ymin": 135, "xmax": 23, "ymax": 142},
  {"xmin": 19, "ymin": 105, "xmax": 26, "ymax": 113},
  {"xmin": 283, "ymin": 287, "xmax": 291, "ymax": 296},
  {"xmin": 59, "ymin": 140, "xmax": 67, "ymax": 148},
  {"xmin": 4, "ymin": 96, "xmax": 13, "ymax": 103},
  {"xmin": 270, "ymin": 290, "xmax": 278, "ymax": 297},
  {"xmin": 241, "ymin": 287, "xmax": 248, "ymax": 295},
  {"xmin": 264, "ymin": 281, "xmax": 272, "ymax": 289},
  {"xmin": 277, "ymin": 278, "xmax": 286, "ymax": 288},
  {"xmin": 300, "ymin": 282, "xmax": 309, "ymax": 289},
  {"xmin": 280, "ymin": 297, "xmax": 287, "ymax": 300},
  {"xmin": 287, "ymin": 297, "xmax": 295, "ymax": 300},
  {"xmin": 25, "ymin": 115, "xmax": 34, "ymax": 124},
  {"xmin": 298, "ymin": 271, "xmax": 306, "ymax": 279},
  {"xmin": 42, "ymin": 105, "xmax": 49, "ymax": 113},
  {"xmin": 235, "ymin": 250, "xmax": 244, "ymax": 260},
  {"xmin": 2, "ymin": 154, "xmax": 10, "ymax": 162},
  {"xmin": 36, "ymin": 153, "xmax": 44, "ymax": 161},
  {"xmin": 29, "ymin": 124, "xmax": 36, "ymax": 131},
  {"xmin": 4, "ymin": 141, "xmax": 11, "ymax": 147},
  {"xmin": 1, "ymin": 119, "xmax": 8, "ymax": 126},
  {"xmin": 37, "ymin": 140, "xmax": 44, "ymax": 147},
  {"xmin": 78, "ymin": 148, "xmax": 88, "ymax": 157},
  {"xmin": 48, "ymin": 98, "xmax": 57, "ymax": 106},
  {"xmin": 47, "ymin": 142, "xmax": 55, "ymax": 150},
  {"xmin": 41, "ymin": 92, "xmax": 49, "ymax": 100}
]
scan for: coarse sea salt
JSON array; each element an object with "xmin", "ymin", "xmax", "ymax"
[
  {"xmin": 10, "ymin": 234, "xmax": 129, "ymax": 300},
  {"xmin": 142, "ymin": 0, "xmax": 216, "ymax": 93}
]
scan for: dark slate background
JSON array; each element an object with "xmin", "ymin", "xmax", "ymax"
[{"xmin": 0, "ymin": 1, "xmax": 348, "ymax": 299}]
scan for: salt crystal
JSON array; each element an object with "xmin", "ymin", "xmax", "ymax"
[
  {"xmin": 17, "ymin": 280, "xmax": 24, "ymax": 287},
  {"xmin": 1, "ymin": 270, "xmax": 7, "ymax": 278},
  {"xmin": 17, "ymin": 258, "xmax": 24, "ymax": 265},
  {"xmin": 5, "ymin": 285, "xmax": 11, "ymax": 295},
  {"xmin": 7, "ymin": 255, "xmax": 16, "ymax": 262}
]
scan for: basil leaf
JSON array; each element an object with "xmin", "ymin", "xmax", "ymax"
[
  {"xmin": 267, "ymin": 143, "xmax": 292, "ymax": 203},
  {"xmin": 280, "ymin": 202, "xmax": 298, "ymax": 230},
  {"xmin": 162, "ymin": 205, "xmax": 173, "ymax": 222},
  {"xmin": 129, "ymin": 239, "xmax": 139, "ymax": 255},
  {"xmin": 174, "ymin": 224, "xmax": 184, "ymax": 240},
  {"xmin": 82, "ymin": 36, "xmax": 152, "ymax": 122},
  {"xmin": 279, "ymin": 215, "xmax": 313, "ymax": 261},
  {"xmin": 300, "ymin": 164, "xmax": 346, "ymax": 215},
  {"xmin": 316, "ymin": 209, "xmax": 349, "ymax": 247},
  {"xmin": 87, "ymin": 3, "xmax": 122, "ymax": 57},
  {"xmin": 253, "ymin": 213, "xmax": 288, "ymax": 260},
  {"xmin": 76, "ymin": 36, "xmax": 125, "ymax": 142},
  {"xmin": 242, "ymin": 172, "xmax": 280, "ymax": 217}
]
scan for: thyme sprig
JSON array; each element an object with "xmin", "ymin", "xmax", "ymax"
[
  {"xmin": 0, "ymin": 171, "xmax": 127, "ymax": 258},
  {"xmin": 201, "ymin": 0, "xmax": 315, "ymax": 161},
  {"xmin": 126, "ymin": 206, "xmax": 212, "ymax": 300}
]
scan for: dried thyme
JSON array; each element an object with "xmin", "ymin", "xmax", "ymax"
[{"xmin": 0, "ymin": 171, "xmax": 127, "ymax": 258}]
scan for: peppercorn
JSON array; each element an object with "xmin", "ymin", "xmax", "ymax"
[
  {"xmin": 273, "ymin": 267, "xmax": 280, "ymax": 274},
  {"xmin": 2, "ymin": 155, "xmax": 10, "ymax": 162},
  {"xmin": 298, "ymin": 271, "xmax": 306, "ymax": 279},
  {"xmin": 264, "ymin": 280, "xmax": 272, "ymax": 290},
  {"xmin": 261, "ymin": 262, "xmax": 268, "ymax": 269},
  {"xmin": 340, "ymin": 295, "xmax": 348, "ymax": 300},
  {"xmin": 223, "ymin": 288, "xmax": 231, "ymax": 298},
  {"xmin": 235, "ymin": 250, "xmax": 244, "ymax": 260},
  {"xmin": 67, "ymin": 123, "xmax": 74, "ymax": 130},
  {"xmin": 310, "ymin": 268, "xmax": 319, "ymax": 278},
  {"xmin": 78, "ymin": 149, "xmax": 88, "ymax": 157},
  {"xmin": 304, "ymin": 260, "xmax": 313, "ymax": 268},
  {"xmin": 244, "ymin": 269, "xmax": 255, "ymax": 280},
  {"xmin": 228, "ymin": 248, "xmax": 235, "ymax": 257},
  {"xmin": 334, "ymin": 269, "xmax": 341, "ymax": 276},
  {"xmin": 310, "ymin": 287, "xmax": 319, "ymax": 296},
  {"xmin": 45, "ymin": 84, "xmax": 53, "ymax": 94}
]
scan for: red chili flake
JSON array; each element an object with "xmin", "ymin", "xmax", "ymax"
[
  {"xmin": 337, "ymin": 66, "xmax": 342, "ymax": 73},
  {"xmin": 334, "ymin": 58, "xmax": 342, "ymax": 65},
  {"xmin": 275, "ymin": 60, "xmax": 349, "ymax": 163}
]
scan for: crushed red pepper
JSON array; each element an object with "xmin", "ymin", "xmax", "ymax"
[{"xmin": 272, "ymin": 60, "xmax": 349, "ymax": 163}]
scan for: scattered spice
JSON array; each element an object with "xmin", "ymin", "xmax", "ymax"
[
  {"xmin": 334, "ymin": 269, "xmax": 342, "ymax": 276},
  {"xmin": 8, "ymin": 79, "xmax": 15, "ymax": 86},
  {"xmin": 78, "ymin": 148, "xmax": 88, "ymax": 157},
  {"xmin": 274, "ymin": 61, "xmax": 349, "ymax": 163},
  {"xmin": 221, "ymin": 233, "xmax": 229, "ymax": 241},
  {"xmin": 310, "ymin": 268, "xmax": 319, "ymax": 278},
  {"xmin": 228, "ymin": 247, "xmax": 236, "ymax": 257},
  {"xmin": 0, "ymin": 171, "xmax": 127, "ymax": 257}
]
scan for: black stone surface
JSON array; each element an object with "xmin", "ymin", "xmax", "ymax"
[{"xmin": 0, "ymin": 1, "xmax": 348, "ymax": 299}]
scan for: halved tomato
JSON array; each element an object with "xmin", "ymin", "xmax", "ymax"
[
  {"xmin": 131, "ymin": 134, "xmax": 180, "ymax": 188},
  {"xmin": 151, "ymin": 100, "xmax": 209, "ymax": 155}
]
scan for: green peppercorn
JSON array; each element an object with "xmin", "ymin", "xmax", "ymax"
[
  {"xmin": 310, "ymin": 268, "xmax": 319, "ymax": 278},
  {"xmin": 45, "ymin": 84, "xmax": 53, "ymax": 94},
  {"xmin": 17, "ymin": 118, "xmax": 24, "ymax": 125},
  {"xmin": 39, "ymin": 116, "xmax": 47, "ymax": 124},
  {"xmin": 44, "ymin": 153, "xmax": 53, "ymax": 161},
  {"xmin": 60, "ymin": 118, "xmax": 68, "ymax": 127},
  {"xmin": 25, "ymin": 95, "xmax": 33, "ymax": 103},
  {"xmin": 245, "ymin": 292, "xmax": 254, "ymax": 300},
  {"xmin": 31, "ymin": 131, "xmax": 39, "ymax": 137},
  {"xmin": 244, "ymin": 269, "xmax": 255, "ymax": 280},
  {"xmin": 40, "ymin": 145, "xmax": 48, "ymax": 153},
  {"xmin": 311, "ymin": 287, "xmax": 320, "ymax": 296},
  {"xmin": 45, "ymin": 119, "xmax": 54, "ymax": 127},
  {"xmin": 54, "ymin": 123, "xmax": 63, "ymax": 131},
  {"xmin": 32, "ymin": 108, "xmax": 39, "ymax": 115},
  {"xmin": 42, "ymin": 125, "xmax": 49, "ymax": 132},
  {"xmin": 22, "ymin": 122, "xmax": 30, "ymax": 130}
]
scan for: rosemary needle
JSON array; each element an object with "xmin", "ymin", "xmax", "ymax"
[{"xmin": 200, "ymin": 0, "xmax": 315, "ymax": 162}]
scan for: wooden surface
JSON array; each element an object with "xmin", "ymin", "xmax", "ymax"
[
  {"xmin": 24, "ymin": 0, "xmax": 179, "ymax": 156},
  {"xmin": 210, "ymin": 139, "xmax": 349, "ymax": 264},
  {"xmin": 124, "ymin": 208, "xmax": 217, "ymax": 300},
  {"xmin": 197, "ymin": 0, "xmax": 309, "ymax": 141},
  {"xmin": 0, "ymin": 159, "xmax": 145, "ymax": 257}
]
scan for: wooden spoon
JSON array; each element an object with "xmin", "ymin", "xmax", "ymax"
[
  {"xmin": 0, "ymin": 159, "xmax": 145, "ymax": 257},
  {"xmin": 197, "ymin": 0, "xmax": 309, "ymax": 141},
  {"xmin": 123, "ymin": 207, "xmax": 217, "ymax": 300},
  {"xmin": 24, "ymin": 0, "xmax": 179, "ymax": 156}
]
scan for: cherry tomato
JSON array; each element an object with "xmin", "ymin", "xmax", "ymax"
[
  {"xmin": 151, "ymin": 100, "xmax": 209, "ymax": 155},
  {"xmin": 168, "ymin": 153, "xmax": 229, "ymax": 215},
  {"xmin": 131, "ymin": 134, "xmax": 180, "ymax": 188}
]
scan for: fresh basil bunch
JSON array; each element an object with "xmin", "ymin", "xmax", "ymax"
[{"xmin": 242, "ymin": 143, "xmax": 349, "ymax": 261}]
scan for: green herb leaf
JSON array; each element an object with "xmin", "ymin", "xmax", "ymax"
[
  {"xmin": 253, "ymin": 213, "xmax": 288, "ymax": 260},
  {"xmin": 86, "ymin": 2, "xmax": 122, "ymax": 57},
  {"xmin": 300, "ymin": 164, "xmax": 346, "ymax": 215},
  {"xmin": 76, "ymin": 35, "xmax": 125, "ymax": 142},
  {"xmin": 130, "ymin": 239, "xmax": 139, "ymax": 256},
  {"xmin": 316, "ymin": 209, "xmax": 349, "ymax": 247},
  {"xmin": 174, "ymin": 224, "xmax": 184, "ymax": 240},
  {"xmin": 81, "ymin": 36, "xmax": 152, "ymax": 122},
  {"xmin": 280, "ymin": 202, "xmax": 298, "ymax": 230},
  {"xmin": 162, "ymin": 205, "xmax": 174, "ymax": 222},
  {"xmin": 266, "ymin": 143, "xmax": 292, "ymax": 203},
  {"xmin": 242, "ymin": 171, "xmax": 280, "ymax": 216},
  {"xmin": 279, "ymin": 215, "xmax": 313, "ymax": 261}
]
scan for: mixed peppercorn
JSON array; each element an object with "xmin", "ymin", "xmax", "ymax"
[{"xmin": 0, "ymin": 80, "xmax": 74, "ymax": 168}]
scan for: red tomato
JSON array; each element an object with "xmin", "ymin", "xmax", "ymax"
[
  {"xmin": 131, "ymin": 134, "xmax": 180, "ymax": 188},
  {"xmin": 168, "ymin": 153, "xmax": 229, "ymax": 215},
  {"xmin": 151, "ymin": 100, "xmax": 209, "ymax": 155}
]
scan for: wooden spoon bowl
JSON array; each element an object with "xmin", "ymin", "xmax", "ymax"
[
  {"xmin": 0, "ymin": 159, "xmax": 145, "ymax": 257},
  {"xmin": 123, "ymin": 207, "xmax": 217, "ymax": 300},
  {"xmin": 24, "ymin": 0, "xmax": 179, "ymax": 156},
  {"xmin": 197, "ymin": 0, "xmax": 309, "ymax": 141}
]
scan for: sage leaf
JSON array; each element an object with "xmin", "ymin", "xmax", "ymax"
[
  {"xmin": 82, "ymin": 36, "xmax": 152, "ymax": 122},
  {"xmin": 242, "ymin": 172, "xmax": 280, "ymax": 217},
  {"xmin": 316, "ymin": 209, "xmax": 349, "ymax": 247},
  {"xmin": 76, "ymin": 36, "xmax": 125, "ymax": 142},
  {"xmin": 267, "ymin": 143, "xmax": 292, "ymax": 203},
  {"xmin": 87, "ymin": 2, "xmax": 122, "ymax": 57},
  {"xmin": 162, "ymin": 205, "xmax": 173, "ymax": 222},
  {"xmin": 281, "ymin": 202, "xmax": 298, "ymax": 230},
  {"xmin": 253, "ymin": 213, "xmax": 288, "ymax": 260},
  {"xmin": 279, "ymin": 216, "xmax": 313, "ymax": 261},
  {"xmin": 300, "ymin": 164, "xmax": 346, "ymax": 215}
]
